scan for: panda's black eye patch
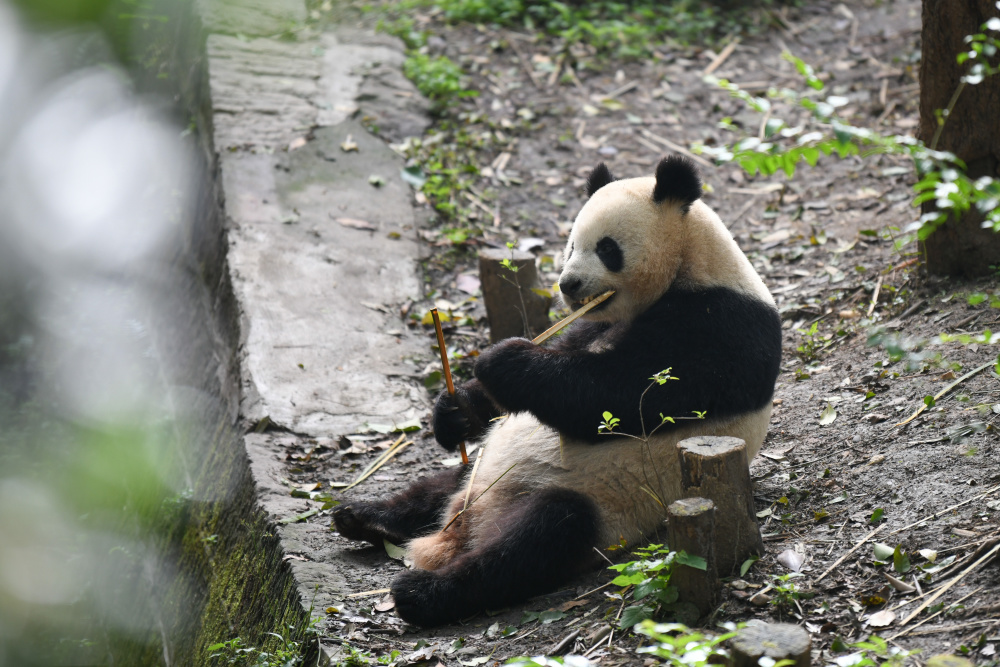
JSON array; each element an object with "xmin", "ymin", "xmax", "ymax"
[{"xmin": 595, "ymin": 236, "xmax": 623, "ymax": 272}]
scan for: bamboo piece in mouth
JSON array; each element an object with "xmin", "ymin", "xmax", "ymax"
[
  {"xmin": 432, "ymin": 308, "xmax": 469, "ymax": 465},
  {"xmin": 532, "ymin": 290, "xmax": 615, "ymax": 345}
]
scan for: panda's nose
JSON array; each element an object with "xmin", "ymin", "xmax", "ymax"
[{"xmin": 559, "ymin": 276, "xmax": 582, "ymax": 299}]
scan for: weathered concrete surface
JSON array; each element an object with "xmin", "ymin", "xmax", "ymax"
[{"xmin": 200, "ymin": 0, "xmax": 433, "ymax": 657}]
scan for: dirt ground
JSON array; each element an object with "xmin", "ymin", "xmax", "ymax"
[{"xmin": 286, "ymin": 0, "xmax": 1000, "ymax": 662}]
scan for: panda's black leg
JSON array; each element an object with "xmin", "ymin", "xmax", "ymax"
[
  {"xmin": 391, "ymin": 487, "xmax": 602, "ymax": 627},
  {"xmin": 333, "ymin": 467, "xmax": 467, "ymax": 545}
]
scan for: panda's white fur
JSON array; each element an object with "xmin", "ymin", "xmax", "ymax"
[{"xmin": 334, "ymin": 156, "xmax": 782, "ymax": 627}]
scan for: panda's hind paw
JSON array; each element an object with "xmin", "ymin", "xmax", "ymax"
[
  {"xmin": 392, "ymin": 570, "xmax": 464, "ymax": 627},
  {"xmin": 332, "ymin": 504, "xmax": 384, "ymax": 544}
]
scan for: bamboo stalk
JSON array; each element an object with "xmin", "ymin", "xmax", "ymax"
[
  {"xmin": 532, "ymin": 290, "xmax": 615, "ymax": 345},
  {"xmin": 432, "ymin": 308, "xmax": 469, "ymax": 465}
]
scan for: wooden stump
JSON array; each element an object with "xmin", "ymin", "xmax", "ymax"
[
  {"xmin": 666, "ymin": 497, "xmax": 718, "ymax": 615},
  {"xmin": 478, "ymin": 248, "xmax": 551, "ymax": 342},
  {"xmin": 730, "ymin": 623, "xmax": 811, "ymax": 667},
  {"xmin": 676, "ymin": 436, "xmax": 763, "ymax": 575}
]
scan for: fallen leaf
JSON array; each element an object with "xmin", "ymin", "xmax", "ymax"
[
  {"xmin": 952, "ymin": 528, "xmax": 978, "ymax": 537},
  {"xmin": 918, "ymin": 548, "xmax": 937, "ymax": 563},
  {"xmin": 873, "ymin": 543, "xmax": 895, "ymax": 561},
  {"xmin": 819, "ymin": 403, "xmax": 838, "ymax": 426},
  {"xmin": 777, "ymin": 548, "xmax": 805, "ymax": 572},
  {"xmin": 384, "ymin": 539, "xmax": 407, "ymax": 561},
  {"xmin": 341, "ymin": 134, "xmax": 359, "ymax": 152},
  {"xmin": 868, "ymin": 454, "xmax": 886, "ymax": 465},
  {"xmin": 374, "ymin": 596, "xmax": 395, "ymax": 612},
  {"xmin": 336, "ymin": 217, "xmax": 376, "ymax": 231},
  {"xmin": 558, "ymin": 599, "xmax": 590, "ymax": 612},
  {"xmin": 288, "ymin": 136, "xmax": 308, "ymax": 151},
  {"xmin": 881, "ymin": 571, "xmax": 915, "ymax": 593},
  {"xmin": 368, "ymin": 175, "xmax": 385, "ymax": 187},
  {"xmin": 867, "ymin": 609, "xmax": 896, "ymax": 627},
  {"xmin": 460, "ymin": 658, "xmax": 490, "ymax": 667},
  {"xmin": 456, "ymin": 274, "xmax": 480, "ymax": 294}
]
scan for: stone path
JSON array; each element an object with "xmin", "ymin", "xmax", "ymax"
[{"xmin": 199, "ymin": 0, "xmax": 432, "ymax": 654}]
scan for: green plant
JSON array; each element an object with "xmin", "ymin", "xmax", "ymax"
[
  {"xmin": 607, "ymin": 543, "xmax": 708, "ymax": 628},
  {"xmin": 634, "ymin": 621, "xmax": 737, "ymax": 666},
  {"xmin": 207, "ymin": 617, "xmax": 323, "ymax": 667},
  {"xmin": 402, "ymin": 53, "xmax": 478, "ymax": 111},
  {"xmin": 830, "ymin": 634, "xmax": 915, "ymax": 667},
  {"xmin": 795, "ymin": 321, "xmax": 821, "ymax": 362},
  {"xmin": 697, "ymin": 44, "xmax": 1000, "ymax": 248},
  {"xmin": 769, "ymin": 572, "xmax": 804, "ymax": 611},
  {"xmin": 384, "ymin": 0, "xmax": 792, "ymax": 58},
  {"xmin": 599, "ymin": 368, "xmax": 707, "ymax": 440}
]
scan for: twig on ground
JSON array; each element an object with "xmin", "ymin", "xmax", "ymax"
[
  {"xmin": 703, "ymin": 37, "xmax": 741, "ymax": 76},
  {"xmin": 505, "ymin": 32, "xmax": 542, "ymax": 89},
  {"xmin": 574, "ymin": 581, "xmax": 614, "ymax": 601},
  {"xmin": 895, "ymin": 360, "xmax": 996, "ymax": 428},
  {"xmin": 889, "ymin": 484, "xmax": 1000, "ymax": 534},
  {"xmin": 899, "ymin": 542, "xmax": 1000, "ymax": 625},
  {"xmin": 638, "ymin": 129, "xmax": 714, "ymax": 168},
  {"xmin": 950, "ymin": 312, "xmax": 981, "ymax": 330},
  {"xmin": 342, "ymin": 435, "xmax": 410, "ymax": 492},
  {"xmin": 814, "ymin": 523, "xmax": 885, "ymax": 582},
  {"xmin": 867, "ymin": 275, "xmax": 883, "ymax": 318},
  {"xmin": 346, "ymin": 588, "xmax": 391, "ymax": 598},
  {"xmin": 548, "ymin": 629, "xmax": 582, "ymax": 655},
  {"xmin": 903, "ymin": 618, "xmax": 998, "ymax": 637},
  {"xmin": 889, "ymin": 586, "xmax": 983, "ymax": 640}
]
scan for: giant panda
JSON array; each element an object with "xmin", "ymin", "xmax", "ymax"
[{"xmin": 333, "ymin": 155, "xmax": 781, "ymax": 627}]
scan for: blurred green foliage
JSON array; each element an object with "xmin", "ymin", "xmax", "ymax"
[{"xmin": 382, "ymin": 0, "xmax": 797, "ymax": 56}]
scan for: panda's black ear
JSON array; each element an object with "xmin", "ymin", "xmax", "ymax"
[
  {"xmin": 585, "ymin": 163, "xmax": 616, "ymax": 197},
  {"xmin": 652, "ymin": 155, "xmax": 702, "ymax": 209}
]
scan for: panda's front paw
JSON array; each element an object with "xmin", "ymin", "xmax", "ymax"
[
  {"xmin": 474, "ymin": 337, "xmax": 538, "ymax": 407},
  {"xmin": 432, "ymin": 391, "xmax": 469, "ymax": 451}
]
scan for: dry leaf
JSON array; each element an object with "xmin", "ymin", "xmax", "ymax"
[
  {"xmin": 288, "ymin": 136, "xmax": 308, "ymax": 151},
  {"xmin": 341, "ymin": 134, "xmax": 359, "ymax": 152},
  {"xmin": 819, "ymin": 403, "xmax": 837, "ymax": 426},
  {"xmin": 777, "ymin": 548, "xmax": 805, "ymax": 572},
  {"xmin": 374, "ymin": 596, "xmax": 395, "ymax": 612},
  {"xmin": 456, "ymin": 274, "xmax": 481, "ymax": 294},
  {"xmin": 867, "ymin": 609, "xmax": 896, "ymax": 627},
  {"xmin": 558, "ymin": 599, "xmax": 590, "ymax": 612},
  {"xmin": 881, "ymin": 571, "xmax": 916, "ymax": 593}
]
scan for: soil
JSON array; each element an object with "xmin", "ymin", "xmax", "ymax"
[{"xmin": 287, "ymin": 0, "xmax": 1000, "ymax": 663}]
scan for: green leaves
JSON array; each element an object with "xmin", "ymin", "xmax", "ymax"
[
  {"xmin": 598, "ymin": 411, "xmax": 621, "ymax": 433},
  {"xmin": 403, "ymin": 53, "xmax": 478, "ymax": 110}
]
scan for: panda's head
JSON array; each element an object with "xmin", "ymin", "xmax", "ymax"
[{"xmin": 558, "ymin": 155, "xmax": 703, "ymax": 323}]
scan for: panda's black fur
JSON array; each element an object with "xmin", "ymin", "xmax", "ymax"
[{"xmin": 334, "ymin": 156, "xmax": 782, "ymax": 627}]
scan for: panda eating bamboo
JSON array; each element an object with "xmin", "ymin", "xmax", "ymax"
[{"xmin": 333, "ymin": 155, "xmax": 782, "ymax": 627}]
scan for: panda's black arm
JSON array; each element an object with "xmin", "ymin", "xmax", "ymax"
[{"xmin": 473, "ymin": 288, "xmax": 782, "ymax": 443}]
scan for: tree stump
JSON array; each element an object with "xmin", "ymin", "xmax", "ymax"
[
  {"xmin": 666, "ymin": 497, "xmax": 718, "ymax": 616},
  {"xmin": 478, "ymin": 248, "xmax": 551, "ymax": 342},
  {"xmin": 730, "ymin": 623, "xmax": 811, "ymax": 667},
  {"xmin": 918, "ymin": 0, "xmax": 1000, "ymax": 277},
  {"xmin": 676, "ymin": 436, "xmax": 763, "ymax": 575}
]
